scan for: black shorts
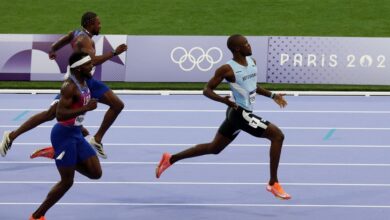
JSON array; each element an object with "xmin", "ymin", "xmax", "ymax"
[{"xmin": 218, "ymin": 106, "xmax": 270, "ymax": 140}]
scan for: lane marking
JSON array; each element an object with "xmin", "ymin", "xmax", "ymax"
[
  {"xmin": 1, "ymin": 161, "xmax": 390, "ymax": 167},
  {"xmin": 0, "ymin": 125, "xmax": 390, "ymax": 130},
  {"xmin": 1, "ymin": 181, "xmax": 390, "ymax": 187},
  {"xmin": 12, "ymin": 110, "xmax": 29, "ymax": 121},
  {"xmin": 1, "ymin": 109, "xmax": 390, "ymax": 114},
  {"xmin": 0, "ymin": 202, "xmax": 390, "ymax": 208},
  {"xmin": 10, "ymin": 143, "xmax": 390, "ymax": 148},
  {"xmin": 323, "ymin": 129, "xmax": 336, "ymax": 140}
]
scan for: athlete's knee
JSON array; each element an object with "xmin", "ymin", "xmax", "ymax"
[
  {"xmin": 110, "ymin": 98, "xmax": 124, "ymax": 113},
  {"xmin": 89, "ymin": 169, "xmax": 102, "ymax": 180},
  {"xmin": 275, "ymin": 131, "xmax": 285, "ymax": 142},
  {"xmin": 265, "ymin": 125, "xmax": 284, "ymax": 142},
  {"xmin": 208, "ymin": 143, "xmax": 224, "ymax": 155},
  {"xmin": 211, "ymin": 148, "xmax": 223, "ymax": 155},
  {"xmin": 59, "ymin": 178, "xmax": 74, "ymax": 189}
]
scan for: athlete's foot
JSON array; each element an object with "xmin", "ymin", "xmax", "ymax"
[
  {"xmin": 156, "ymin": 153, "xmax": 172, "ymax": 178},
  {"xmin": 266, "ymin": 182, "xmax": 291, "ymax": 200},
  {"xmin": 30, "ymin": 146, "xmax": 54, "ymax": 159},
  {"xmin": 29, "ymin": 215, "xmax": 46, "ymax": 220},
  {"xmin": 89, "ymin": 137, "xmax": 107, "ymax": 159},
  {"xmin": 0, "ymin": 131, "xmax": 13, "ymax": 157}
]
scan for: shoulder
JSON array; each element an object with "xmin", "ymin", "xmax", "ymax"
[
  {"xmin": 60, "ymin": 80, "xmax": 77, "ymax": 97},
  {"xmin": 214, "ymin": 64, "xmax": 235, "ymax": 82},
  {"xmin": 215, "ymin": 64, "xmax": 233, "ymax": 76}
]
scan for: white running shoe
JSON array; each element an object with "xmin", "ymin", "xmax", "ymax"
[
  {"xmin": 0, "ymin": 131, "xmax": 12, "ymax": 157},
  {"xmin": 89, "ymin": 137, "xmax": 107, "ymax": 159}
]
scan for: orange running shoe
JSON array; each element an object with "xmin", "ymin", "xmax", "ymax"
[
  {"xmin": 266, "ymin": 182, "xmax": 291, "ymax": 200},
  {"xmin": 30, "ymin": 146, "xmax": 54, "ymax": 159},
  {"xmin": 29, "ymin": 215, "xmax": 46, "ymax": 220},
  {"xmin": 155, "ymin": 153, "xmax": 172, "ymax": 178}
]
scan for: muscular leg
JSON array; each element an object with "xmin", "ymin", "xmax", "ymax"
[
  {"xmin": 31, "ymin": 166, "xmax": 75, "ymax": 218},
  {"xmin": 170, "ymin": 132, "xmax": 233, "ymax": 164},
  {"xmin": 75, "ymin": 155, "xmax": 102, "ymax": 179},
  {"xmin": 9, "ymin": 103, "xmax": 57, "ymax": 141},
  {"xmin": 261, "ymin": 123, "xmax": 285, "ymax": 185},
  {"xmin": 94, "ymin": 90, "xmax": 124, "ymax": 143}
]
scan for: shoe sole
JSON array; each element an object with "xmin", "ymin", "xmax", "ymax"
[
  {"xmin": 156, "ymin": 154, "xmax": 169, "ymax": 178},
  {"xmin": 266, "ymin": 188, "xmax": 291, "ymax": 200}
]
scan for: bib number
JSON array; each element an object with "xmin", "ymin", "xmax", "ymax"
[{"xmin": 75, "ymin": 115, "xmax": 85, "ymax": 126}]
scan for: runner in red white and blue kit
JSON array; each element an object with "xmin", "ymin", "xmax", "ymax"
[{"xmin": 30, "ymin": 52, "xmax": 102, "ymax": 220}]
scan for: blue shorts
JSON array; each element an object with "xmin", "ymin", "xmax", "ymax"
[
  {"xmin": 51, "ymin": 123, "xmax": 97, "ymax": 167},
  {"xmin": 52, "ymin": 78, "xmax": 109, "ymax": 102}
]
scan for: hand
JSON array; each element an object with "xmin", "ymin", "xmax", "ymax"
[
  {"xmin": 48, "ymin": 50, "xmax": 56, "ymax": 60},
  {"xmin": 273, "ymin": 93, "xmax": 287, "ymax": 108},
  {"xmin": 223, "ymin": 96, "xmax": 238, "ymax": 109},
  {"xmin": 114, "ymin": 44, "xmax": 128, "ymax": 55},
  {"xmin": 81, "ymin": 126, "xmax": 90, "ymax": 137},
  {"xmin": 85, "ymin": 98, "xmax": 98, "ymax": 111}
]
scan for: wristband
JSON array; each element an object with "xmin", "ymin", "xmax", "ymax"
[
  {"xmin": 112, "ymin": 50, "xmax": 118, "ymax": 56},
  {"xmin": 270, "ymin": 92, "xmax": 275, "ymax": 99}
]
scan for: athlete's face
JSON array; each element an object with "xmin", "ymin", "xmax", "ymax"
[
  {"xmin": 90, "ymin": 17, "xmax": 101, "ymax": 35},
  {"xmin": 79, "ymin": 61, "xmax": 93, "ymax": 79},
  {"xmin": 237, "ymin": 37, "xmax": 252, "ymax": 56}
]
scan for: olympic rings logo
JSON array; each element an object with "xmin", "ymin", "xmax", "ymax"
[{"xmin": 170, "ymin": 47, "xmax": 223, "ymax": 72}]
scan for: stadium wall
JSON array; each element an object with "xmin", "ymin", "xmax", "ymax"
[{"xmin": 0, "ymin": 34, "xmax": 389, "ymax": 84}]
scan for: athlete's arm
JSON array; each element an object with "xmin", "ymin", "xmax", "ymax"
[
  {"xmin": 251, "ymin": 57, "xmax": 287, "ymax": 108},
  {"xmin": 49, "ymin": 31, "xmax": 74, "ymax": 60},
  {"xmin": 203, "ymin": 64, "xmax": 237, "ymax": 109},
  {"xmin": 256, "ymin": 86, "xmax": 287, "ymax": 108},
  {"xmin": 56, "ymin": 81, "xmax": 97, "ymax": 121},
  {"xmin": 77, "ymin": 36, "xmax": 127, "ymax": 66}
]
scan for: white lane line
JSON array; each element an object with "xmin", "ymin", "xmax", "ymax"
[
  {"xmin": 12, "ymin": 143, "xmax": 390, "ymax": 148},
  {"xmin": 1, "ymin": 161, "xmax": 390, "ymax": 167},
  {"xmin": 0, "ymin": 202, "xmax": 390, "ymax": 208},
  {"xmin": 1, "ymin": 125, "xmax": 390, "ymax": 130},
  {"xmin": 1, "ymin": 109, "xmax": 390, "ymax": 114},
  {"xmin": 1, "ymin": 181, "xmax": 390, "ymax": 187}
]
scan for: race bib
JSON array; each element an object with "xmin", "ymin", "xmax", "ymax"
[{"xmin": 74, "ymin": 115, "xmax": 85, "ymax": 126}]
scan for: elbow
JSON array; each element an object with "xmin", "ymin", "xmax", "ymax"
[{"xmin": 202, "ymin": 87, "xmax": 209, "ymax": 97}]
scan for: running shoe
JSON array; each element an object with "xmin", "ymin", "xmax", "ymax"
[
  {"xmin": 89, "ymin": 137, "xmax": 107, "ymax": 159},
  {"xmin": 29, "ymin": 215, "xmax": 46, "ymax": 220},
  {"xmin": 156, "ymin": 153, "xmax": 172, "ymax": 178},
  {"xmin": 30, "ymin": 146, "xmax": 54, "ymax": 159},
  {"xmin": 0, "ymin": 131, "xmax": 12, "ymax": 157},
  {"xmin": 266, "ymin": 182, "xmax": 291, "ymax": 200}
]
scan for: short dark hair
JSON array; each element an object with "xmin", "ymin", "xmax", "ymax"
[
  {"xmin": 69, "ymin": 51, "xmax": 89, "ymax": 67},
  {"xmin": 81, "ymin": 11, "xmax": 97, "ymax": 28},
  {"xmin": 227, "ymin": 34, "xmax": 243, "ymax": 53}
]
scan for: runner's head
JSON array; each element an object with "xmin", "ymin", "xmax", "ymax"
[
  {"xmin": 227, "ymin": 34, "xmax": 252, "ymax": 56},
  {"xmin": 81, "ymin": 11, "xmax": 101, "ymax": 35},
  {"xmin": 69, "ymin": 52, "xmax": 93, "ymax": 79}
]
